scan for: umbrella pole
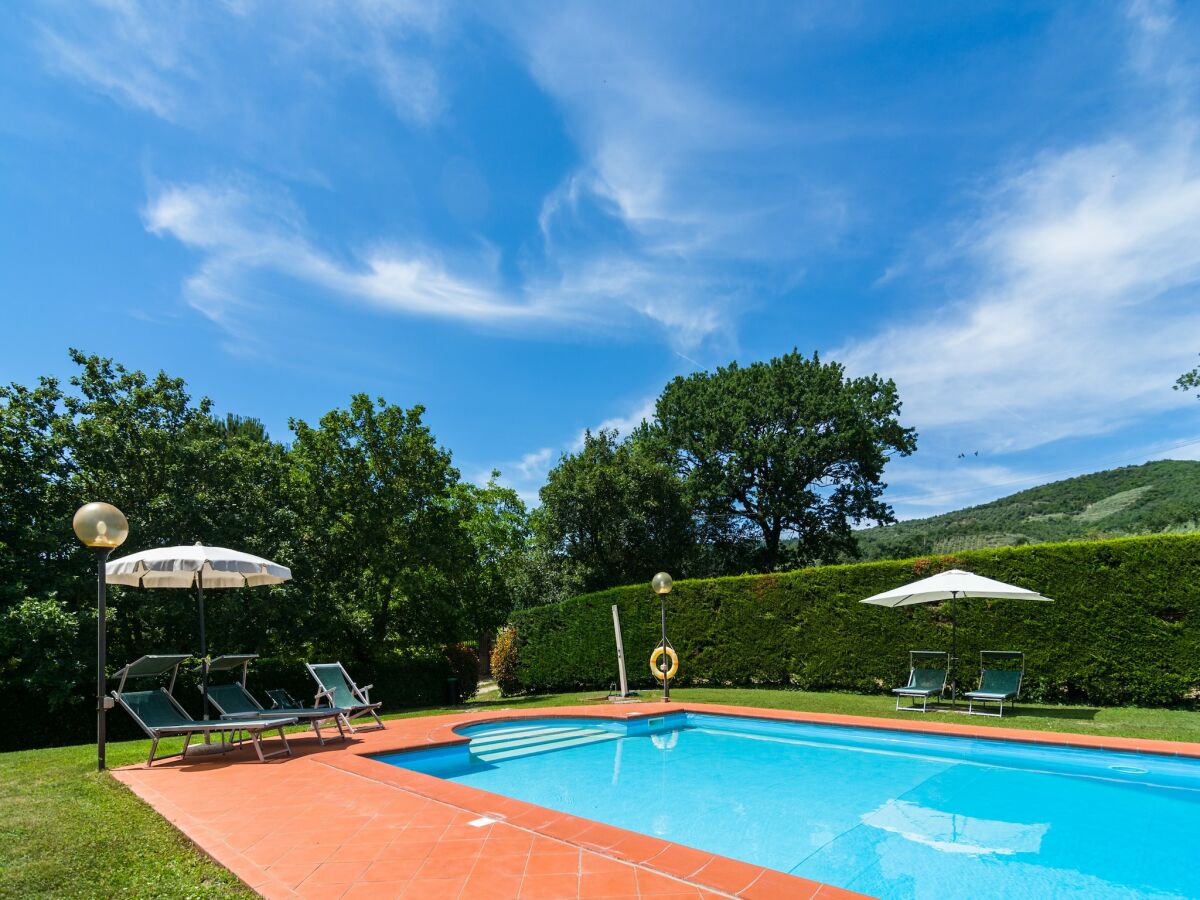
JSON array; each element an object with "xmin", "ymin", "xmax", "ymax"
[
  {"xmin": 950, "ymin": 592, "xmax": 960, "ymax": 710},
  {"xmin": 198, "ymin": 571, "xmax": 209, "ymax": 724}
]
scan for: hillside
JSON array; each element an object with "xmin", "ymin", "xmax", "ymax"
[{"xmin": 856, "ymin": 459, "xmax": 1200, "ymax": 560}]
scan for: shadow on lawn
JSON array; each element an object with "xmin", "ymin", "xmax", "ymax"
[{"xmin": 1009, "ymin": 705, "xmax": 1100, "ymax": 721}]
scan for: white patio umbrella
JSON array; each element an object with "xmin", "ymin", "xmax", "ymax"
[
  {"xmin": 860, "ymin": 569, "xmax": 1052, "ymax": 704},
  {"xmin": 106, "ymin": 543, "xmax": 291, "ymax": 725}
]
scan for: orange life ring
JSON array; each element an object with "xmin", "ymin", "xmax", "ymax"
[{"xmin": 650, "ymin": 646, "xmax": 679, "ymax": 681}]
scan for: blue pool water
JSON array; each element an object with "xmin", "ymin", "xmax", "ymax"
[{"xmin": 376, "ymin": 713, "xmax": 1200, "ymax": 899}]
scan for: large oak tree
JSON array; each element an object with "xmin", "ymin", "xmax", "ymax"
[{"xmin": 655, "ymin": 350, "xmax": 917, "ymax": 570}]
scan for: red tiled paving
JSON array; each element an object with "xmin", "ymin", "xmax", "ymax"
[{"xmin": 110, "ymin": 701, "xmax": 1200, "ymax": 899}]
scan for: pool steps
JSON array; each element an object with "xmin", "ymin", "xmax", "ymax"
[{"xmin": 470, "ymin": 723, "xmax": 620, "ymax": 763}]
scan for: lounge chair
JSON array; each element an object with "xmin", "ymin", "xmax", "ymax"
[
  {"xmin": 892, "ymin": 650, "xmax": 949, "ymax": 712},
  {"xmin": 307, "ymin": 662, "xmax": 384, "ymax": 732},
  {"xmin": 112, "ymin": 655, "xmax": 296, "ymax": 766},
  {"xmin": 203, "ymin": 655, "xmax": 349, "ymax": 746},
  {"xmin": 266, "ymin": 688, "xmax": 302, "ymax": 709},
  {"xmin": 963, "ymin": 651, "xmax": 1024, "ymax": 717}
]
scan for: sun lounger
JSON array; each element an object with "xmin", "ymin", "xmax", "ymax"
[
  {"xmin": 112, "ymin": 655, "xmax": 296, "ymax": 766},
  {"xmin": 307, "ymin": 662, "xmax": 384, "ymax": 732},
  {"xmin": 892, "ymin": 650, "xmax": 949, "ymax": 712},
  {"xmin": 963, "ymin": 651, "xmax": 1024, "ymax": 717},
  {"xmin": 203, "ymin": 655, "xmax": 348, "ymax": 745}
]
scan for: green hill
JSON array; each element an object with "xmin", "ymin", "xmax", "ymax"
[{"xmin": 856, "ymin": 459, "xmax": 1200, "ymax": 560}]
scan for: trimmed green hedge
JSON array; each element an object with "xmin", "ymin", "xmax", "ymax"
[{"xmin": 507, "ymin": 535, "xmax": 1200, "ymax": 707}]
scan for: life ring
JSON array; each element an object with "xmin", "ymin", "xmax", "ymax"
[{"xmin": 650, "ymin": 646, "xmax": 679, "ymax": 681}]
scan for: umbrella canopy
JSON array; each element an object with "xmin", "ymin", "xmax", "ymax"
[
  {"xmin": 105, "ymin": 543, "xmax": 291, "ymax": 725},
  {"xmin": 860, "ymin": 569, "xmax": 1052, "ymax": 706},
  {"xmin": 106, "ymin": 543, "xmax": 291, "ymax": 589},
  {"xmin": 860, "ymin": 569, "xmax": 1053, "ymax": 607}
]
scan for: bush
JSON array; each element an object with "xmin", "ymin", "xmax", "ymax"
[
  {"xmin": 491, "ymin": 626, "xmax": 522, "ymax": 696},
  {"xmin": 7, "ymin": 648, "xmax": 467, "ymax": 753},
  {"xmin": 506, "ymin": 534, "xmax": 1200, "ymax": 708},
  {"xmin": 442, "ymin": 643, "xmax": 480, "ymax": 702}
]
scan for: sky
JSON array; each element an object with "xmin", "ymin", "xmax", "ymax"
[{"xmin": 3, "ymin": 0, "xmax": 1200, "ymax": 518}]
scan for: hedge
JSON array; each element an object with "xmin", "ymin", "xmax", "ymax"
[
  {"xmin": 11, "ymin": 646, "xmax": 478, "ymax": 753},
  {"xmin": 505, "ymin": 534, "xmax": 1200, "ymax": 707}
]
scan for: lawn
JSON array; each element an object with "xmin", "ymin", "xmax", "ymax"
[{"xmin": 2, "ymin": 689, "xmax": 1197, "ymax": 898}]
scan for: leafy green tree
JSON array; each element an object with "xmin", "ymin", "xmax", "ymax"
[
  {"xmin": 536, "ymin": 428, "xmax": 694, "ymax": 591},
  {"xmin": 288, "ymin": 396, "xmax": 477, "ymax": 662},
  {"xmin": 655, "ymin": 350, "xmax": 917, "ymax": 570},
  {"xmin": 1177, "ymin": 356, "xmax": 1200, "ymax": 397},
  {"xmin": 452, "ymin": 474, "xmax": 532, "ymax": 636}
]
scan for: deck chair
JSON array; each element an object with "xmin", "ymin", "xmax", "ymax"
[
  {"xmin": 203, "ymin": 655, "xmax": 348, "ymax": 746},
  {"xmin": 112, "ymin": 655, "xmax": 297, "ymax": 766},
  {"xmin": 266, "ymin": 688, "xmax": 302, "ymax": 709},
  {"xmin": 892, "ymin": 651, "xmax": 949, "ymax": 712},
  {"xmin": 964, "ymin": 651, "xmax": 1024, "ymax": 718},
  {"xmin": 307, "ymin": 662, "xmax": 384, "ymax": 732}
]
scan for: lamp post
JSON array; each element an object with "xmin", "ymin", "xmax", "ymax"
[
  {"xmin": 73, "ymin": 502, "xmax": 129, "ymax": 772},
  {"xmin": 651, "ymin": 572, "xmax": 673, "ymax": 702}
]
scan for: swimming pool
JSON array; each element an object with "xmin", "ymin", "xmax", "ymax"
[{"xmin": 377, "ymin": 712, "xmax": 1200, "ymax": 899}]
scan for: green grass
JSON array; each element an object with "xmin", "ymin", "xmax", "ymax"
[{"xmin": 3, "ymin": 690, "xmax": 1198, "ymax": 898}]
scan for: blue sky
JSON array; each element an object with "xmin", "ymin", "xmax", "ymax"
[{"xmin": 3, "ymin": 1, "xmax": 1200, "ymax": 518}]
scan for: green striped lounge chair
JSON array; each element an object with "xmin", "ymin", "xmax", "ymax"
[
  {"xmin": 202, "ymin": 655, "xmax": 348, "ymax": 746},
  {"xmin": 892, "ymin": 650, "xmax": 949, "ymax": 712},
  {"xmin": 306, "ymin": 662, "xmax": 384, "ymax": 733},
  {"xmin": 964, "ymin": 651, "xmax": 1025, "ymax": 718},
  {"xmin": 112, "ymin": 655, "xmax": 296, "ymax": 766}
]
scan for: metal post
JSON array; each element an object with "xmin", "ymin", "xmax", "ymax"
[
  {"xmin": 198, "ymin": 570, "xmax": 209, "ymax": 722},
  {"xmin": 950, "ymin": 591, "xmax": 958, "ymax": 708},
  {"xmin": 96, "ymin": 547, "xmax": 112, "ymax": 772},
  {"xmin": 660, "ymin": 595, "xmax": 669, "ymax": 702}
]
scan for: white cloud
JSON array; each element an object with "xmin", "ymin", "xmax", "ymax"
[
  {"xmin": 841, "ymin": 127, "xmax": 1200, "ymax": 456},
  {"xmin": 35, "ymin": 1, "xmax": 189, "ymax": 119},
  {"xmin": 142, "ymin": 181, "xmax": 565, "ymax": 328},
  {"xmin": 33, "ymin": 0, "xmax": 447, "ymax": 127},
  {"xmin": 476, "ymin": 447, "xmax": 554, "ymax": 507},
  {"xmin": 575, "ymin": 397, "xmax": 656, "ymax": 449}
]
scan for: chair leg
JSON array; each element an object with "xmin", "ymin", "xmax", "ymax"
[
  {"xmin": 312, "ymin": 718, "xmax": 325, "ymax": 746},
  {"xmin": 147, "ymin": 737, "xmax": 159, "ymax": 767}
]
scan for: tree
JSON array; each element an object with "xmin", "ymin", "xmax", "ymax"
[
  {"xmin": 536, "ymin": 428, "xmax": 694, "ymax": 592},
  {"xmin": 287, "ymin": 396, "xmax": 477, "ymax": 662},
  {"xmin": 452, "ymin": 474, "xmax": 532, "ymax": 636},
  {"xmin": 654, "ymin": 350, "xmax": 917, "ymax": 570},
  {"xmin": 1177, "ymin": 356, "xmax": 1200, "ymax": 397}
]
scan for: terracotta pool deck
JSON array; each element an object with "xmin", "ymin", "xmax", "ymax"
[{"xmin": 111, "ymin": 702, "xmax": 1200, "ymax": 899}]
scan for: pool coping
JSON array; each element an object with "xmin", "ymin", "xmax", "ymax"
[{"xmin": 112, "ymin": 700, "xmax": 1200, "ymax": 899}]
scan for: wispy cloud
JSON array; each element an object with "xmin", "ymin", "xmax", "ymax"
[
  {"xmin": 142, "ymin": 180, "xmax": 564, "ymax": 328},
  {"xmin": 33, "ymin": 0, "xmax": 447, "ymax": 127},
  {"xmin": 842, "ymin": 126, "xmax": 1200, "ymax": 457}
]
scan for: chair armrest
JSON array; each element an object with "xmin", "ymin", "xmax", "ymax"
[
  {"xmin": 314, "ymin": 688, "xmax": 335, "ymax": 707},
  {"xmin": 358, "ymin": 684, "xmax": 373, "ymax": 701}
]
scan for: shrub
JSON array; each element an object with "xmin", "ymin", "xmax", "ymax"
[
  {"xmin": 442, "ymin": 643, "xmax": 480, "ymax": 702},
  {"xmin": 491, "ymin": 626, "xmax": 522, "ymax": 696},
  {"xmin": 507, "ymin": 534, "xmax": 1200, "ymax": 708}
]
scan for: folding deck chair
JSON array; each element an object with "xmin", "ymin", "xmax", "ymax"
[
  {"xmin": 203, "ymin": 655, "xmax": 349, "ymax": 746},
  {"xmin": 963, "ymin": 651, "xmax": 1025, "ymax": 718},
  {"xmin": 891, "ymin": 650, "xmax": 950, "ymax": 712},
  {"xmin": 112, "ymin": 655, "xmax": 297, "ymax": 766},
  {"xmin": 307, "ymin": 662, "xmax": 384, "ymax": 732}
]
